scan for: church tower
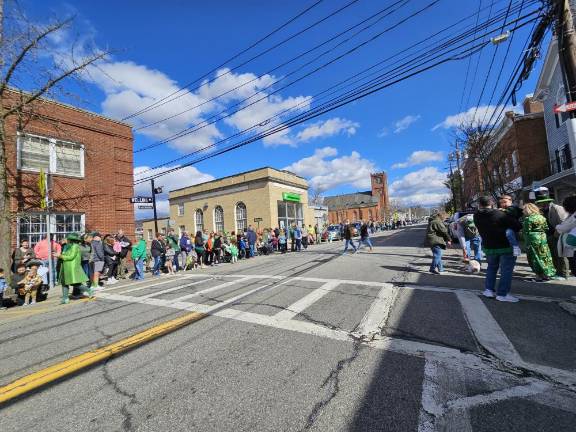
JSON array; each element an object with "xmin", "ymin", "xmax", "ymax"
[{"xmin": 371, "ymin": 172, "xmax": 389, "ymax": 219}]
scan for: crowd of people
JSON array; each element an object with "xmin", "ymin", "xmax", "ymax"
[
  {"xmin": 1, "ymin": 222, "xmax": 359, "ymax": 309},
  {"xmin": 426, "ymin": 187, "xmax": 576, "ymax": 303}
]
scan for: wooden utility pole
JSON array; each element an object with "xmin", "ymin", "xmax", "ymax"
[{"xmin": 556, "ymin": 0, "xmax": 576, "ymax": 109}]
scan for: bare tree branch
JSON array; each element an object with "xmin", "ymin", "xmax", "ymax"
[{"xmin": 0, "ymin": 16, "xmax": 74, "ymax": 97}]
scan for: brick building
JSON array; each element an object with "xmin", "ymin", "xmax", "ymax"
[
  {"xmin": 324, "ymin": 172, "xmax": 390, "ymax": 224},
  {"xmin": 3, "ymin": 89, "xmax": 134, "ymax": 247},
  {"xmin": 462, "ymin": 97, "xmax": 549, "ymax": 206}
]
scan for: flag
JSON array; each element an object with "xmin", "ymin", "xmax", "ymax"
[{"xmin": 38, "ymin": 169, "xmax": 47, "ymax": 209}]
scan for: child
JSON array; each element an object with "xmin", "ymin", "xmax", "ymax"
[
  {"xmin": 11, "ymin": 263, "xmax": 27, "ymax": 305},
  {"xmin": 165, "ymin": 244, "xmax": 175, "ymax": 275},
  {"xmin": 230, "ymin": 243, "xmax": 239, "ymax": 263},
  {"xmin": 279, "ymin": 230, "xmax": 287, "ymax": 254},
  {"xmin": 21, "ymin": 262, "xmax": 43, "ymax": 306},
  {"xmin": 185, "ymin": 252, "xmax": 198, "ymax": 270},
  {"xmin": 0, "ymin": 268, "xmax": 6, "ymax": 308},
  {"xmin": 238, "ymin": 237, "xmax": 247, "ymax": 259}
]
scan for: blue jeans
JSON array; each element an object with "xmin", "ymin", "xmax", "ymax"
[
  {"xmin": 344, "ymin": 239, "xmax": 357, "ymax": 252},
  {"xmin": 134, "ymin": 258, "xmax": 144, "ymax": 280},
  {"xmin": 430, "ymin": 246, "xmax": 444, "ymax": 272},
  {"xmin": 485, "ymin": 254, "xmax": 516, "ymax": 296},
  {"xmin": 173, "ymin": 254, "xmax": 180, "ymax": 271},
  {"xmin": 359, "ymin": 237, "xmax": 373, "ymax": 249},
  {"xmin": 249, "ymin": 244, "xmax": 255, "ymax": 257},
  {"xmin": 468, "ymin": 237, "xmax": 483, "ymax": 261},
  {"xmin": 506, "ymin": 229, "xmax": 519, "ymax": 248},
  {"xmin": 81, "ymin": 261, "xmax": 92, "ymax": 285},
  {"xmin": 152, "ymin": 256, "xmax": 162, "ymax": 275},
  {"xmin": 295, "ymin": 239, "xmax": 302, "ymax": 251}
]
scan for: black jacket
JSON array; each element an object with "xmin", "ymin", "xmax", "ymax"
[
  {"xmin": 474, "ymin": 208, "xmax": 522, "ymax": 251},
  {"xmin": 150, "ymin": 239, "xmax": 166, "ymax": 258},
  {"xmin": 103, "ymin": 243, "xmax": 117, "ymax": 265}
]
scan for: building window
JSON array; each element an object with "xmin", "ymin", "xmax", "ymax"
[
  {"xmin": 195, "ymin": 209, "xmax": 204, "ymax": 233},
  {"xmin": 235, "ymin": 202, "xmax": 247, "ymax": 232},
  {"xmin": 177, "ymin": 203, "xmax": 184, "ymax": 216},
  {"xmin": 17, "ymin": 213, "xmax": 84, "ymax": 245},
  {"xmin": 555, "ymin": 149, "xmax": 562, "ymax": 174},
  {"xmin": 562, "ymin": 145, "xmax": 573, "ymax": 170},
  {"xmin": 17, "ymin": 133, "xmax": 84, "ymax": 177},
  {"xmin": 214, "ymin": 206, "xmax": 224, "ymax": 233},
  {"xmin": 277, "ymin": 201, "xmax": 303, "ymax": 230},
  {"xmin": 147, "ymin": 229, "xmax": 153, "ymax": 241},
  {"xmin": 511, "ymin": 151, "xmax": 519, "ymax": 174}
]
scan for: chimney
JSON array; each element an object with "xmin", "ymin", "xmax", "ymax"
[{"xmin": 523, "ymin": 94, "xmax": 543, "ymax": 114}]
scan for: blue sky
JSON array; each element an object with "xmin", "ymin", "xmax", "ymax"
[{"xmin": 19, "ymin": 0, "xmax": 546, "ymax": 216}]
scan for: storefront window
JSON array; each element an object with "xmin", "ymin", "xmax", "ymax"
[{"xmin": 277, "ymin": 201, "xmax": 304, "ymax": 229}]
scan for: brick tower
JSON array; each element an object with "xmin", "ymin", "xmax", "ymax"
[{"xmin": 370, "ymin": 172, "xmax": 389, "ymax": 220}]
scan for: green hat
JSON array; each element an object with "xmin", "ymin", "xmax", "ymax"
[
  {"xmin": 66, "ymin": 233, "xmax": 82, "ymax": 242},
  {"xmin": 534, "ymin": 187, "xmax": 554, "ymax": 204}
]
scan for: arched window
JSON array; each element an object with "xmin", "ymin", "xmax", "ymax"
[
  {"xmin": 235, "ymin": 202, "xmax": 247, "ymax": 232},
  {"xmin": 214, "ymin": 205, "xmax": 224, "ymax": 233},
  {"xmin": 195, "ymin": 209, "xmax": 204, "ymax": 233}
]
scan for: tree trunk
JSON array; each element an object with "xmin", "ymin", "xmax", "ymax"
[{"xmin": 0, "ymin": 118, "xmax": 13, "ymax": 286}]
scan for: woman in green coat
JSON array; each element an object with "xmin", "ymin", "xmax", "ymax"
[
  {"xmin": 523, "ymin": 203, "xmax": 556, "ymax": 281},
  {"xmin": 425, "ymin": 212, "xmax": 452, "ymax": 274},
  {"xmin": 58, "ymin": 233, "xmax": 89, "ymax": 303}
]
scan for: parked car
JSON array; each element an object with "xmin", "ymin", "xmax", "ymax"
[{"xmin": 323, "ymin": 225, "xmax": 342, "ymax": 241}]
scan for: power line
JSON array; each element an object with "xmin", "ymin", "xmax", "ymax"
[
  {"xmin": 133, "ymin": 0, "xmax": 411, "ymax": 133},
  {"xmin": 123, "ymin": 0, "xmax": 359, "ymax": 121},
  {"xmin": 134, "ymin": 0, "xmax": 438, "ymax": 153},
  {"xmin": 134, "ymin": 0, "xmax": 538, "ymax": 157},
  {"xmin": 458, "ymin": 0, "xmax": 484, "ymax": 113},
  {"xmin": 134, "ymin": 13, "xmax": 541, "ymax": 184}
]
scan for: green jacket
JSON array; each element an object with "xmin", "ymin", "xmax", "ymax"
[
  {"xmin": 425, "ymin": 216, "xmax": 451, "ymax": 248},
  {"xmin": 166, "ymin": 235, "xmax": 181, "ymax": 252},
  {"xmin": 131, "ymin": 239, "xmax": 147, "ymax": 260},
  {"xmin": 58, "ymin": 243, "xmax": 88, "ymax": 286}
]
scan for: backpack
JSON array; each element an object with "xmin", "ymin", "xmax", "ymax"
[{"xmin": 461, "ymin": 216, "xmax": 478, "ymax": 240}]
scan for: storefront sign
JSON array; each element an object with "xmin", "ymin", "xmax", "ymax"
[
  {"xmin": 282, "ymin": 192, "xmax": 301, "ymax": 202},
  {"xmin": 254, "ymin": 217, "xmax": 263, "ymax": 222}
]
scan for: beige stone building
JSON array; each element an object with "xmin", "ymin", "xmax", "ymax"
[{"xmin": 168, "ymin": 167, "xmax": 314, "ymax": 235}]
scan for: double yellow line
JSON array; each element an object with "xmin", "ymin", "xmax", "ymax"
[{"xmin": 0, "ymin": 311, "xmax": 206, "ymax": 404}]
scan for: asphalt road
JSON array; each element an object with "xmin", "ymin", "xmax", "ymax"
[{"xmin": 1, "ymin": 226, "xmax": 575, "ymax": 431}]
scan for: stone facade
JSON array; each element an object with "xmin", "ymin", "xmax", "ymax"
[
  {"xmin": 3, "ymin": 89, "xmax": 134, "ymax": 247},
  {"xmin": 167, "ymin": 167, "xmax": 313, "ymax": 235}
]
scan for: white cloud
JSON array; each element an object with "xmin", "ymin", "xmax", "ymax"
[
  {"xmin": 389, "ymin": 166, "xmax": 450, "ymax": 206},
  {"xmin": 392, "ymin": 150, "xmax": 444, "ymax": 169},
  {"xmin": 394, "ymin": 115, "xmax": 421, "ymax": 134},
  {"xmin": 432, "ymin": 105, "xmax": 516, "ymax": 131},
  {"xmin": 284, "ymin": 147, "xmax": 376, "ymax": 193},
  {"xmin": 377, "ymin": 128, "xmax": 389, "ymax": 138},
  {"xmin": 295, "ymin": 117, "xmax": 359, "ymax": 143},
  {"xmin": 133, "ymin": 165, "xmax": 214, "ymax": 219}
]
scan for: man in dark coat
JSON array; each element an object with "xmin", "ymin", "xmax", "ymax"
[{"xmin": 474, "ymin": 196, "xmax": 522, "ymax": 302}]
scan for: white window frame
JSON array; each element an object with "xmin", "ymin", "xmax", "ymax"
[
  {"xmin": 177, "ymin": 203, "xmax": 184, "ymax": 216},
  {"xmin": 195, "ymin": 209, "xmax": 204, "ymax": 233},
  {"xmin": 235, "ymin": 202, "xmax": 247, "ymax": 233},
  {"xmin": 17, "ymin": 132, "xmax": 85, "ymax": 178},
  {"xmin": 214, "ymin": 205, "xmax": 224, "ymax": 233},
  {"xmin": 17, "ymin": 212, "xmax": 85, "ymax": 245}
]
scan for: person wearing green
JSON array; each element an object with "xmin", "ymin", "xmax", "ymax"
[
  {"xmin": 523, "ymin": 203, "xmax": 556, "ymax": 281},
  {"xmin": 131, "ymin": 238, "xmax": 147, "ymax": 280},
  {"xmin": 166, "ymin": 228, "xmax": 181, "ymax": 271},
  {"xmin": 58, "ymin": 233, "xmax": 89, "ymax": 303}
]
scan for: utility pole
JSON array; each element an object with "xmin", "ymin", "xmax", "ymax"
[
  {"xmin": 448, "ymin": 160, "xmax": 457, "ymax": 213},
  {"xmin": 151, "ymin": 179, "xmax": 158, "ymax": 234},
  {"xmin": 556, "ymin": 0, "xmax": 576, "ymax": 110}
]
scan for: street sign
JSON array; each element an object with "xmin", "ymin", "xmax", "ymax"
[
  {"xmin": 254, "ymin": 218, "xmax": 263, "ymax": 222},
  {"xmin": 130, "ymin": 196, "xmax": 153, "ymax": 204},
  {"xmin": 138, "ymin": 204, "xmax": 153, "ymax": 210},
  {"xmin": 553, "ymin": 102, "xmax": 576, "ymax": 113},
  {"xmin": 282, "ymin": 192, "xmax": 301, "ymax": 202}
]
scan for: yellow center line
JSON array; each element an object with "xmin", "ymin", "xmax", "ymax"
[{"xmin": 0, "ymin": 311, "xmax": 207, "ymax": 404}]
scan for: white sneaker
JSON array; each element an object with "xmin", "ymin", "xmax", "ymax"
[
  {"xmin": 482, "ymin": 289, "xmax": 495, "ymax": 298},
  {"xmin": 496, "ymin": 295, "xmax": 519, "ymax": 303},
  {"xmin": 513, "ymin": 246, "xmax": 521, "ymax": 257}
]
